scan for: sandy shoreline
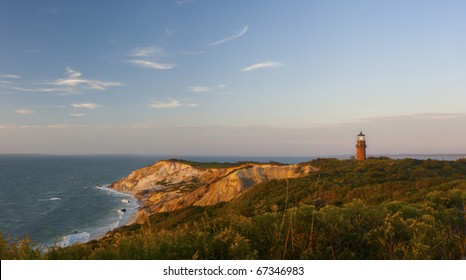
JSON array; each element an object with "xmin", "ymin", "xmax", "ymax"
[
  {"xmin": 113, "ymin": 187, "xmax": 142, "ymax": 226},
  {"xmin": 72, "ymin": 186, "xmax": 143, "ymax": 245},
  {"xmin": 101, "ymin": 187, "xmax": 143, "ymax": 233},
  {"xmin": 122, "ymin": 208, "xmax": 141, "ymax": 226},
  {"xmin": 90, "ymin": 208, "xmax": 141, "ymax": 242}
]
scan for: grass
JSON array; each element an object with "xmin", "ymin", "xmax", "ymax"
[{"xmin": 168, "ymin": 159, "xmax": 287, "ymax": 169}]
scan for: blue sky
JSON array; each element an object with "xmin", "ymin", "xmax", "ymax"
[{"xmin": 0, "ymin": 0, "xmax": 465, "ymax": 156}]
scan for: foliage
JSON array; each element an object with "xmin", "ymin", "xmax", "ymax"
[
  {"xmin": 168, "ymin": 159, "xmax": 286, "ymax": 169},
  {"xmin": 1, "ymin": 158, "xmax": 466, "ymax": 259},
  {"xmin": 0, "ymin": 234, "xmax": 41, "ymax": 260}
]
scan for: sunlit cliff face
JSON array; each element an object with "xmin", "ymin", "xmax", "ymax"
[{"xmin": 112, "ymin": 160, "xmax": 318, "ymax": 214}]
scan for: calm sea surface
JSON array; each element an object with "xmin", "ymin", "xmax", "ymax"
[{"xmin": 0, "ymin": 154, "xmax": 464, "ymax": 246}]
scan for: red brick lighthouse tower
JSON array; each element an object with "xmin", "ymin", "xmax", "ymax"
[{"xmin": 356, "ymin": 131, "xmax": 367, "ymax": 161}]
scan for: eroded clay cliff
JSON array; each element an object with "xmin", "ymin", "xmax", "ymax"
[{"xmin": 111, "ymin": 160, "xmax": 317, "ymax": 215}]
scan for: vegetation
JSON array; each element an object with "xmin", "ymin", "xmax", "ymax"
[
  {"xmin": 168, "ymin": 159, "xmax": 286, "ymax": 169},
  {"xmin": 1, "ymin": 158, "xmax": 466, "ymax": 259}
]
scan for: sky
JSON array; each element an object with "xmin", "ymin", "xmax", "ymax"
[{"xmin": 0, "ymin": 0, "xmax": 465, "ymax": 156}]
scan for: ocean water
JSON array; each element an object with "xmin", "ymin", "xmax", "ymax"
[
  {"xmin": 0, "ymin": 155, "xmax": 164, "ymax": 247},
  {"xmin": 1, "ymin": 154, "xmax": 464, "ymax": 247}
]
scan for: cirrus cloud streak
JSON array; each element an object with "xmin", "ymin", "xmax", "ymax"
[
  {"xmin": 130, "ymin": 47, "xmax": 164, "ymax": 57},
  {"xmin": 69, "ymin": 113, "xmax": 86, "ymax": 117},
  {"xmin": 15, "ymin": 109, "xmax": 35, "ymax": 114},
  {"xmin": 51, "ymin": 67, "xmax": 125, "ymax": 91},
  {"xmin": 207, "ymin": 25, "xmax": 248, "ymax": 47},
  {"xmin": 241, "ymin": 61, "xmax": 283, "ymax": 72},
  {"xmin": 150, "ymin": 99, "xmax": 197, "ymax": 109},
  {"xmin": 71, "ymin": 103, "xmax": 100, "ymax": 110},
  {"xmin": 127, "ymin": 60, "xmax": 175, "ymax": 70},
  {"xmin": 0, "ymin": 74, "xmax": 20, "ymax": 79},
  {"xmin": 2, "ymin": 67, "xmax": 124, "ymax": 94}
]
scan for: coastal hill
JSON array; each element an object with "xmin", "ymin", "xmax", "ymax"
[
  {"xmin": 111, "ymin": 159, "xmax": 318, "ymax": 215},
  {"xmin": 2, "ymin": 157, "xmax": 466, "ymax": 259}
]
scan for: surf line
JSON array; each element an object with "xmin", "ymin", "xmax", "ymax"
[{"xmin": 52, "ymin": 184, "xmax": 141, "ymax": 248}]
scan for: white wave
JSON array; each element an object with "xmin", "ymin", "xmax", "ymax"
[
  {"xmin": 48, "ymin": 184, "xmax": 140, "ymax": 246},
  {"xmin": 116, "ymin": 204, "xmax": 139, "ymax": 224},
  {"xmin": 90, "ymin": 220, "xmax": 120, "ymax": 238},
  {"xmin": 96, "ymin": 184, "xmax": 131, "ymax": 198},
  {"xmin": 52, "ymin": 205, "xmax": 139, "ymax": 248},
  {"xmin": 109, "ymin": 220, "xmax": 120, "ymax": 229},
  {"xmin": 117, "ymin": 209, "xmax": 127, "ymax": 220},
  {"xmin": 55, "ymin": 232, "xmax": 90, "ymax": 247},
  {"xmin": 38, "ymin": 197, "xmax": 61, "ymax": 201}
]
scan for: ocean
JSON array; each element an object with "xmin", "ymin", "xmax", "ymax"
[
  {"xmin": 0, "ymin": 154, "xmax": 464, "ymax": 247},
  {"xmin": 0, "ymin": 155, "xmax": 162, "ymax": 247}
]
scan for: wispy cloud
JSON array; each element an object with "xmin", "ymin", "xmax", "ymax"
[
  {"xmin": 11, "ymin": 86, "xmax": 75, "ymax": 93},
  {"xmin": 150, "ymin": 99, "xmax": 197, "ymax": 109},
  {"xmin": 241, "ymin": 61, "xmax": 283, "ymax": 72},
  {"xmin": 219, "ymin": 91, "xmax": 235, "ymax": 95},
  {"xmin": 66, "ymin": 67, "xmax": 82, "ymax": 79},
  {"xmin": 150, "ymin": 100, "xmax": 181, "ymax": 109},
  {"xmin": 0, "ymin": 70, "xmax": 71, "ymax": 93},
  {"xmin": 187, "ymin": 84, "xmax": 231, "ymax": 95},
  {"xmin": 8, "ymin": 125, "xmax": 41, "ymax": 129},
  {"xmin": 47, "ymin": 124, "xmax": 70, "ymax": 129},
  {"xmin": 0, "ymin": 124, "xmax": 73, "ymax": 129},
  {"xmin": 127, "ymin": 47, "xmax": 176, "ymax": 70},
  {"xmin": 358, "ymin": 113, "xmax": 466, "ymax": 122},
  {"xmin": 0, "ymin": 74, "xmax": 20, "ymax": 79},
  {"xmin": 130, "ymin": 47, "xmax": 164, "ymax": 57},
  {"xmin": 52, "ymin": 79, "xmax": 123, "ymax": 90},
  {"xmin": 71, "ymin": 103, "xmax": 99, "ymax": 110},
  {"xmin": 187, "ymin": 86, "xmax": 211, "ymax": 93},
  {"xmin": 15, "ymin": 109, "xmax": 35, "ymax": 115},
  {"xmin": 69, "ymin": 113, "xmax": 86, "ymax": 117},
  {"xmin": 127, "ymin": 60, "xmax": 176, "ymax": 70},
  {"xmin": 3, "ymin": 67, "xmax": 124, "ymax": 94},
  {"xmin": 51, "ymin": 67, "xmax": 125, "ymax": 91},
  {"xmin": 207, "ymin": 25, "xmax": 248, "ymax": 47}
]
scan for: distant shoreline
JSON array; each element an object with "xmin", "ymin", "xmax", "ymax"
[{"xmin": 0, "ymin": 153, "xmax": 464, "ymax": 161}]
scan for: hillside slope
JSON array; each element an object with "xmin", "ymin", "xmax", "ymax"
[{"xmin": 2, "ymin": 158, "xmax": 466, "ymax": 260}]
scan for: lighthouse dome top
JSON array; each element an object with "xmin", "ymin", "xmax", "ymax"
[{"xmin": 357, "ymin": 131, "xmax": 365, "ymax": 141}]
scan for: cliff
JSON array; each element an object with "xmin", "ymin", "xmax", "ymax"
[{"xmin": 111, "ymin": 160, "xmax": 317, "ymax": 215}]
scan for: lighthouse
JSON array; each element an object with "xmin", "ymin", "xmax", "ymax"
[{"xmin": 356, "ymin": 131, "xmax": 367, "ymax": 161}]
